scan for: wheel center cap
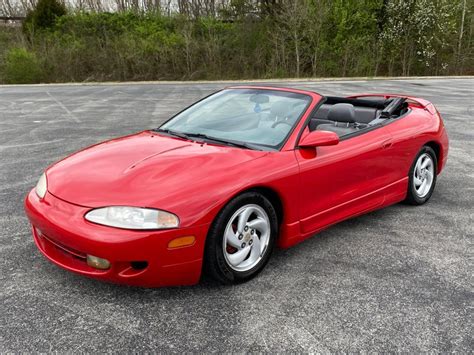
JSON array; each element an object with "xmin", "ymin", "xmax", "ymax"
[{"xmin": 243, "ymin": 231, "xmax": 252, "ymax": 243}]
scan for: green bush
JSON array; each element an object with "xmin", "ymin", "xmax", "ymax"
[{"xmin": 3, "ymin": 48, "xmax": 43, "ymax": 84}]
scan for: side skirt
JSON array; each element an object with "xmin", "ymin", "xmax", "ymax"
[{"xmin": 278, "ymin": 177, "xmax": 408, "ymax": 249}]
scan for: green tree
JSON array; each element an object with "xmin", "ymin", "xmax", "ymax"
[
  {"xmin": 328, "ymin": 0, "xmax": 382, "ymax": 76},
  {"xmin": 23, "ymin": 0, "xmax": 67, "ymax": 33}
]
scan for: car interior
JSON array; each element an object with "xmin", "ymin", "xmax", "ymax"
[
  {"xmin": 308, "ymin": 96, "xmax": 409, "ymax": 137},
  {"xmin": 160, "ymin": 91, "xmax": 409, "ymax": 149}
]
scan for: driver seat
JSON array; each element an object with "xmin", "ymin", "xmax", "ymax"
[
  {"xmin": 317, "ymin": 103, "xmax": 359, "ymax": 137},
  {"xmin": 270, "ymin": 101, "xmax": 292, "ymax": 121}
]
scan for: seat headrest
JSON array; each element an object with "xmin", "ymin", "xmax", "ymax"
[{"xmin": 327, "ymin": 103, "xmax": 356, "ymax": 123}]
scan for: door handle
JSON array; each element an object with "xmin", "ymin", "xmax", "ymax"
[{"xmin": 382, "ymin": 140, "xmax": 392, "ymax": 149}]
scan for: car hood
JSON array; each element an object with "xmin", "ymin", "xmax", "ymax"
[{"xmin": 47, "ymin": 131, "xmax": 267, "ymax": 209}]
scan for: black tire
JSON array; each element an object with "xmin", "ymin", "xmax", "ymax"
[
  {"xmin": 204, "ymin": 191, "xmax": 278, "ymax": 284},
  {"xmin": 404, "ymin": 146, "xmax": 437, "ymax": 205}
]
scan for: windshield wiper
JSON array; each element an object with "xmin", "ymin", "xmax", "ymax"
[
  {"xmin": 155, "ymin": 128, "xmax": 190, "ymax": 140},
  {"xmin": 155, "ymin": 128, "xmax": 262, "ymax": 150},
  {"xmin": 184, "ymin": 133, "xmax": 262, "ymax": 150}
]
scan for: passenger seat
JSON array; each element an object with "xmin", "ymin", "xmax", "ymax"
[{"xmin": 317, "ymin": 103, "xmax": 359, "ymax": 137}]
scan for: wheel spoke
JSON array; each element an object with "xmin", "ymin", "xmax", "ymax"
[
  {"xmin": 225, "ymin": 228, "xmax": 241, "ymax": 248},
  {"xmin": 426, "ymin": 169, "xmax": 434, "ymax": 180},
  {"xmin": 247, "ymin": 218, "xmax": 267, "ymax": 233},
  {"xmin": 237, "ymin": 207, "xmax": 253, "ymax": 233},
  {"xmin": 247, "ymin": 236, "xmax": 262, "ymax": 264},
  {"xmin": 414, "ymin": 176, "xmax": 423, "ymax": 186},
  {"xmin": 227, "ymin": 246, "xmax": 251, "ymax": 266},
  {"xmin": 421, "ymin": 157, "xmax": 430, "ymax": 169},
  {"xmin": 416, "ymin": 160, "xmax": 422, "ymax": 177},
  {"xmin": 253, "ymin": 234, "xmax": 263, "ymax": 255},
  {"xmin": 419, "ymin": 179, "xmax": 427, "ymax": 193}
]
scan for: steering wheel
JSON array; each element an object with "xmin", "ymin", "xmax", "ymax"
[{"xmin": 271, "ymin": 120, "xmax": 293, "ymax": 128}]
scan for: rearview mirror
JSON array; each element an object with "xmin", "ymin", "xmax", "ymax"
[
  {"xmin": 298, "ymin": 130, "xmax": 339, "ymax": 148},
  {"xmin": 249, "ymin": 94, "xmax": 269, "ymax": 104}
]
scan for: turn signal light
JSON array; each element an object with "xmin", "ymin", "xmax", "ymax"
[
  {"xmin": 86, "ymin": 255, "xmax": 111, "ymax": 270},
  {"xmin": 168, "ymin": 236, "xmax": 195, "ymax": 249}
]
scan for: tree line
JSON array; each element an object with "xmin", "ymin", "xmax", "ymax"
[{"xmin": 0, "ymin": 0, "xmax": 472, "ymax": 84}]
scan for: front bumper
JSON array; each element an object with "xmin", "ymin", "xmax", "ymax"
[{"xmin": 24, "ymin": 189, "xmax": 209, "ymax": 287}]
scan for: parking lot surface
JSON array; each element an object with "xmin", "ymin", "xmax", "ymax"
[{"xmin": 0, "ymin": 78, "xmax": 472, "ymax": 352}]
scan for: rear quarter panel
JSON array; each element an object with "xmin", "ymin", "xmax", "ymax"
[{"xmin": 385, "ymin": 104, "xmax": 448, "ymax": 179}]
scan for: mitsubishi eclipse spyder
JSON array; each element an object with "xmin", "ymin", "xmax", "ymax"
[{"xmin": 25, "ymin": 86, "xmax": 449, "ymax": 287}]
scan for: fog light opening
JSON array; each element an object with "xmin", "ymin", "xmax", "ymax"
[
  {"xmin": 131, "ymin": 261, "xmax": 148, "ymax": 270},
  {"xmin": 86, "ymin": 255, "xmax": 110, "ymax": 270}
]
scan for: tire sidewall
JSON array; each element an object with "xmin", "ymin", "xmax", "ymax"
[
  {"xmin": 407, "ymin": 146, "xmax": 437, "ymax": 204},
  {"xmin": 205, "ymin": 192, "xmax": 278, "ymax": 283}
]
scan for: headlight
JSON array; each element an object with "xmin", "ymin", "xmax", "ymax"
[
  {"xmin": 84, "ymin": 206, "xmax": 179, "ymax": 230},
  {"xmin": 35, "ymin": 173, "xmax": 47, "ymax": 199}
]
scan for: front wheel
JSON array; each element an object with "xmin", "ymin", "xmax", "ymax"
[
  {"xmin": 405, "ymin": 146, "xmax": 437, "ymax": 205},
  {"xmin": 204, "ymin": 192, "xmax": 278, "ymax": 284}
]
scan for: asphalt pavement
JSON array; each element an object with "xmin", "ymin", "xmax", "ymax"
[{"xmin": 0, "ymin": 78, "xmax": 472, "ymax": 352}]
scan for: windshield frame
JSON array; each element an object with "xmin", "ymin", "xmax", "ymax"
[{"xmin": 155, "ymin": 87, "xmax": 314, "ymax": 151}]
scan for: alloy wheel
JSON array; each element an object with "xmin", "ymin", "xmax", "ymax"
[
  {"xmin": 222, "ymin": 204, "xmax": 271, "ymax": 272},
  {"xmin": 413, "ymin": 153, "xmax": 435, "ymax": 198}
]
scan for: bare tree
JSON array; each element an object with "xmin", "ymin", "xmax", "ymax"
[
  {"xmin": 457, "ymin": 0, "xmax": 467, "ymax": 73},
  {"xmin": 144, "ymin": 0, "xmax": 161, "ymax": 13},
  {"xmin": 274, "ymin": 0, "xmax": 309, "ymax": 77}
]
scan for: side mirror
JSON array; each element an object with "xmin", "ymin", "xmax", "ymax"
[{"xmin": 298, "ymin": 130, "xmax": 339, "ymax": 148}]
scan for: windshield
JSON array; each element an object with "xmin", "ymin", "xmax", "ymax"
[{"xmin": 159, "ymin": 89, "xmax": 312, "ymax": 149}]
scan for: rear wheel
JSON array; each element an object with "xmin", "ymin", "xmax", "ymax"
[
  {"xmin": 405, "ymin": 146, "xmax": 437, "ymax": 205},
  {"xmin": 204, "ymin": 192, "xmax": 278, "ymax": 284}
]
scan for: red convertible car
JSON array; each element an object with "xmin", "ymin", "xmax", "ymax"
[{"xmin": 25, "ymin": 86, "xmax": 449, "ymax": 287}]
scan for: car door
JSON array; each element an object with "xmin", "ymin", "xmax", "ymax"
[{"xmin": 295, "ymin": 125, "xmax": 394, "ymax": 235}]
